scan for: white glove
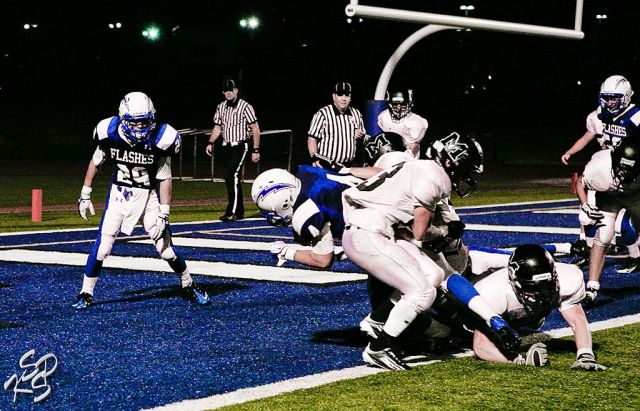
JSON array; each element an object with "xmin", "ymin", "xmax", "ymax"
[
  {"xmin": 571, "ymin": 353, "xmax": 607, "ymax": 371},
  {"xmin": 78, "ymin": 185, "xmax": 95, "ymax": 221},
  {"xmin": 516, "ymin": 342, "xmax": 549, "ymax": 366},
  {"xmin": 583, "ymin": 281, "xmax": 600, "ymax": 307},
  {"xmin": 270, "ymin": 241, "xmax": 295, "ymax": 267},
  {"xmin": 579, "ymin": 203, "xmax": 604, "ymax": 225},
  {"xmin": 150, "ymin": 204, "xmax": 170, "ymax": 241}
]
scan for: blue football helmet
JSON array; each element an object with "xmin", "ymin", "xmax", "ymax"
[{"xmin": 119, "ymin": 92, "xmax": 157, "ymax": 143}]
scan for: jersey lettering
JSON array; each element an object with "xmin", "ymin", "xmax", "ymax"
[{"xmin": 355, "ymin": 162, "xmax": 405, "ymax": 192}]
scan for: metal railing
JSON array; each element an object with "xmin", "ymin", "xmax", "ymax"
[{"xmin": 176, "ymin": 128, "xmax": 293, "ymax": 182}]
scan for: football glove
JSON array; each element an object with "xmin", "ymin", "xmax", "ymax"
[
  {"xmin": 150, "ymin": 204, "xmax": 170, "ymax": 241},
  {"xmin": 583, "ymin": 282, "xmax": 600, "ymax": 307},
  {"xmin": 571, "ymin": 353, "xmax": 607, "ymax": 371},
  {"xmin": 516, "ymin": 343, "xmax": 549, "ymax": 366},
  {"xmin": 270, "ymin": 241, "xmax": 296, "ymax": 267},
  {"xmin": 78, "ymin": 185, "xmax": 95, "ymax": 221},
  {"xmin": 150, "ymin": 214, "xmax": 169, "ymax": 241},
  {"xmin": 312, "ymin": 153, "xmax": 351, "ymax": 174},
  {"xmin": 579, "ymin": 203, "xmax": 604, "ymax": 225},
  {"xmin": 489, "ymin": 316, "xmax": 522, "ymax": 351}
]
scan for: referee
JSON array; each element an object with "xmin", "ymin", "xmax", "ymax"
[
  {"xmin": 206, "ymin": 79, "xmax": 260, "ymax": 222},
  {"xmin": 308, "ymin": 82, "xmax": 366, "ymax": 167}
]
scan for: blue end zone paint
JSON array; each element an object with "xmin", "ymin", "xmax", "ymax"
[{"xmin": 1, "ymin": 199, "xmax": 639, "ymax": 410}]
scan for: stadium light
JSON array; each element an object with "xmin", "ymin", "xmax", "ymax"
[
  {"xmin": 596, "ymin": 14, "xmax": 607, "ymax": 19},
  {"xmin": 142, "ymin": 26, "xmax": 160, "ymax": 40},
  {"xmin": 239, "ymin": 16, "xmax": 259, "ymax": 30},
  {"xmin": 460, "ymin": 5, "xmax": 475, "ymax": 16},
  {"xmin": 109, "ymin": 23, "xmax": 122, "ymax": 29}
]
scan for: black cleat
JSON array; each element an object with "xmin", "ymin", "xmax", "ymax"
[{"xmin": 72, "ymin": 292, "xmax": 93, "ymax": 309}]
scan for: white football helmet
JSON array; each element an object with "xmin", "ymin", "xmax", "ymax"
[
  {"xmin": 119, "ymin": 92, "xmax": 157, "ymax": 143},
  {"xmin": 599, "ymin": 75, "xmax": 633, "ymax": 115},
  {"xmin": 251, "ymin": 168, "xmax": 301, "ymax": 226}
]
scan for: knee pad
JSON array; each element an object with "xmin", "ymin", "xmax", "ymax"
[
  {"xmin": 402, "ymin": 285, "xmax": 437, "ymax": 313},
  {"xmin": 96, "ymin": 234, "xmax": 115, "ymax": 260}
]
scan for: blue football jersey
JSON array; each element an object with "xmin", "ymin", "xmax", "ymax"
[
  {"xmin": 291, "ymin": 165, "xmax": 361, "ymax": 244},
  {"xmin": 94, "ymin": 116, "xmax": 181, "ymax": 189},
  {"xmin": 597, "ymin": 105, "xmax": 640, "ymax": 148}
]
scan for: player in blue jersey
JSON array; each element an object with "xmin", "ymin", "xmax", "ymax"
[{"xmin": 72, "ymin": 92, "xmax": 210, "ymax": 309}]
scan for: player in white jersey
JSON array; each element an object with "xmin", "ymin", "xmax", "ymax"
[
  {"xmin": 576, "ymin": 139, "xmax": 640, "ymax": 305},
  {"xmin": 460, "ymin": 245, "xmax": 606, "ymax": 370},
  {"xmin": 377, "ymin": 89, "xmax": 428, "ymax": 158},
  {"xmin": 72, "ymin": 92, "xmax": 210, "ymax": 309},
  {"xmin": 342, "ymin": 133, "xmax": 520, "ymax": 370}
]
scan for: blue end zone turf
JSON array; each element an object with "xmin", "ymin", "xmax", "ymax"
[{"xmin": 1, "ymin": 200, "xmax": 640, "ymax": 410}]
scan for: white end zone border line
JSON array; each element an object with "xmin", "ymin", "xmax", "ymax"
[
  {"xmin": 0, "ymin": 250, "xmax": 366, "ymax": 285},
  {"xmin": 143, "ymin": 314, "xmax": 640, "ymax": 411}
]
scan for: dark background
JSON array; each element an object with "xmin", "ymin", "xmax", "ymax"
[{"xmin": 1, "ymin": 0, "xmax": 638, "ymax": 169}]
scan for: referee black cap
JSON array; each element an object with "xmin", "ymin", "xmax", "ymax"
[
  {"xmin": 222, "ymin": 79, "xmax": 237, "ymax": 91},
  {"xmin": 334, "ymin": 82, "xmax": 352, "ymax": 96}
]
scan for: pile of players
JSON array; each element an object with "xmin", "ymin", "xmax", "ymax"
[{"xmin": 251, "ymin": 122, "xmax": 607, "ymax": 371}]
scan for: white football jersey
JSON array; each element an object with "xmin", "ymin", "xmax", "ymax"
[
  {"xmin": 586, "ymin": 110, "xmax": 605, "ymax": 148},
  {"xmin": 373, "ymin": 150, "xmax": 415, "ymax": 169},
  {"xmin": 377, "ymin": 110, "xmax": 429, "ymax": 144},
  {"xmin": 582, "ymin": 149, "xmax": 616, "ymax": 193},
  {"xmin": 342, "ymin": 160, "xmax": 451, "ymax": 236},
  {"xmin": 473, "ymin": 262, "xmax": 585, "ymax": 328}
]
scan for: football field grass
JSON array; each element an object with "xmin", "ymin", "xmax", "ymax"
[{"xmin": 214, "ymin": 323, "xmax": 640, "ymax": 411}]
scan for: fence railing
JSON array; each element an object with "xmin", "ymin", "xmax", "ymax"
[{"xmin": 176, "ymin": 129, "xmax": 293, "ymax": 182}]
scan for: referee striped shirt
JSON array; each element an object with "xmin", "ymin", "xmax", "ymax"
[
  {"xmin": 213, "ymin": 98, "xmax": 258, "ymax": 144},
  {"xmin": 308, "ymin": 104, "xmax": 364, "ymax": 164}
]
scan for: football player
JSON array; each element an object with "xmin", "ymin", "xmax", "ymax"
[
  {"xmin": 459, "ymin": 245, "xmax": 606, "ymax": 371},
  {"xmin": 341, "ymin": 133, "xmax": 520, "ymax": 370},
  {"xmin": 72, "ymin": 92, "xmax": 210, "ymax": 309},
  {"xmin": 561, "ymin": 76, "xmax": 640, "ymax": 267},
  {"xmin": 576, "ymin": 139, "xmax": 640, "ymax": 305},
  {"xmin": 377, "ymin": 89, "xmax": 429, "ymax": 158},
  {"xmin": 252, "ymin": 132, "xmax": 410, "ymax": 269}
]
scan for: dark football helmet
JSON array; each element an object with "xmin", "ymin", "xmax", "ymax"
[
  {"xmin": 386, "ymin": 89, "xmax": 414, "ymax": 122},
  {"xmin": 429, "ymin": 132, "xmax": 483, "ymax": 197},
  {"xmin": 508, "ymin": 244, "xmax": 559, "ymax": 308},
  {"xmin": 363, "ymin": 132, "xmax": 409, "ymax": 166},
  {"xmin": 611, "ymin": 138, "xmax": 640, "ymax": 187}
]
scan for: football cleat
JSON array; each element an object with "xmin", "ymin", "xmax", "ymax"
[
  {"xmin": 489, "ymin": 316, "xmax": 521, "ymax": 351},
  {"xmin": 72, "ymin": 292, "xmax": 94, "ymax": 309},
  {"xmin": 570, "ymin": 256, "xmax": 589, "ymax": 268},
  {"xmin": 363, "ymin": 344, "xmax": 411, "ymax": 371},
  {"xmin": 181, "ymin": 282, "xmax": 210, "ymax": 305},
  {"xmin": 616, "ymin": 257, "xmax": 640, "ymax": 273},
  {"xmin": 359, "ymin": 315, "xmax": 384, "ymax": 339}
]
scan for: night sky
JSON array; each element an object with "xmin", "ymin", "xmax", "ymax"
[{"xmin": 1, "ymin": 0, "xmax": 639, "ymax": 163}]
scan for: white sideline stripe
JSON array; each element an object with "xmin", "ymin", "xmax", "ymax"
[
  {"xmin": 465, "ymin": 224, "xmax": 580, "ymax": 235},
  {"xmin": 142, "ymin": 314, "xmax": 640, "ymax": 411},
  {"xmin": 0, "ymin": 250, "xmax": 366, "ymax": 284},
  {"xmin": 456, "ymin": 198, "xmax": 577, "ymax": 210},
  {"xmin": 533, "ymin": 208, "xmax": 580, "ymax": 215}
]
